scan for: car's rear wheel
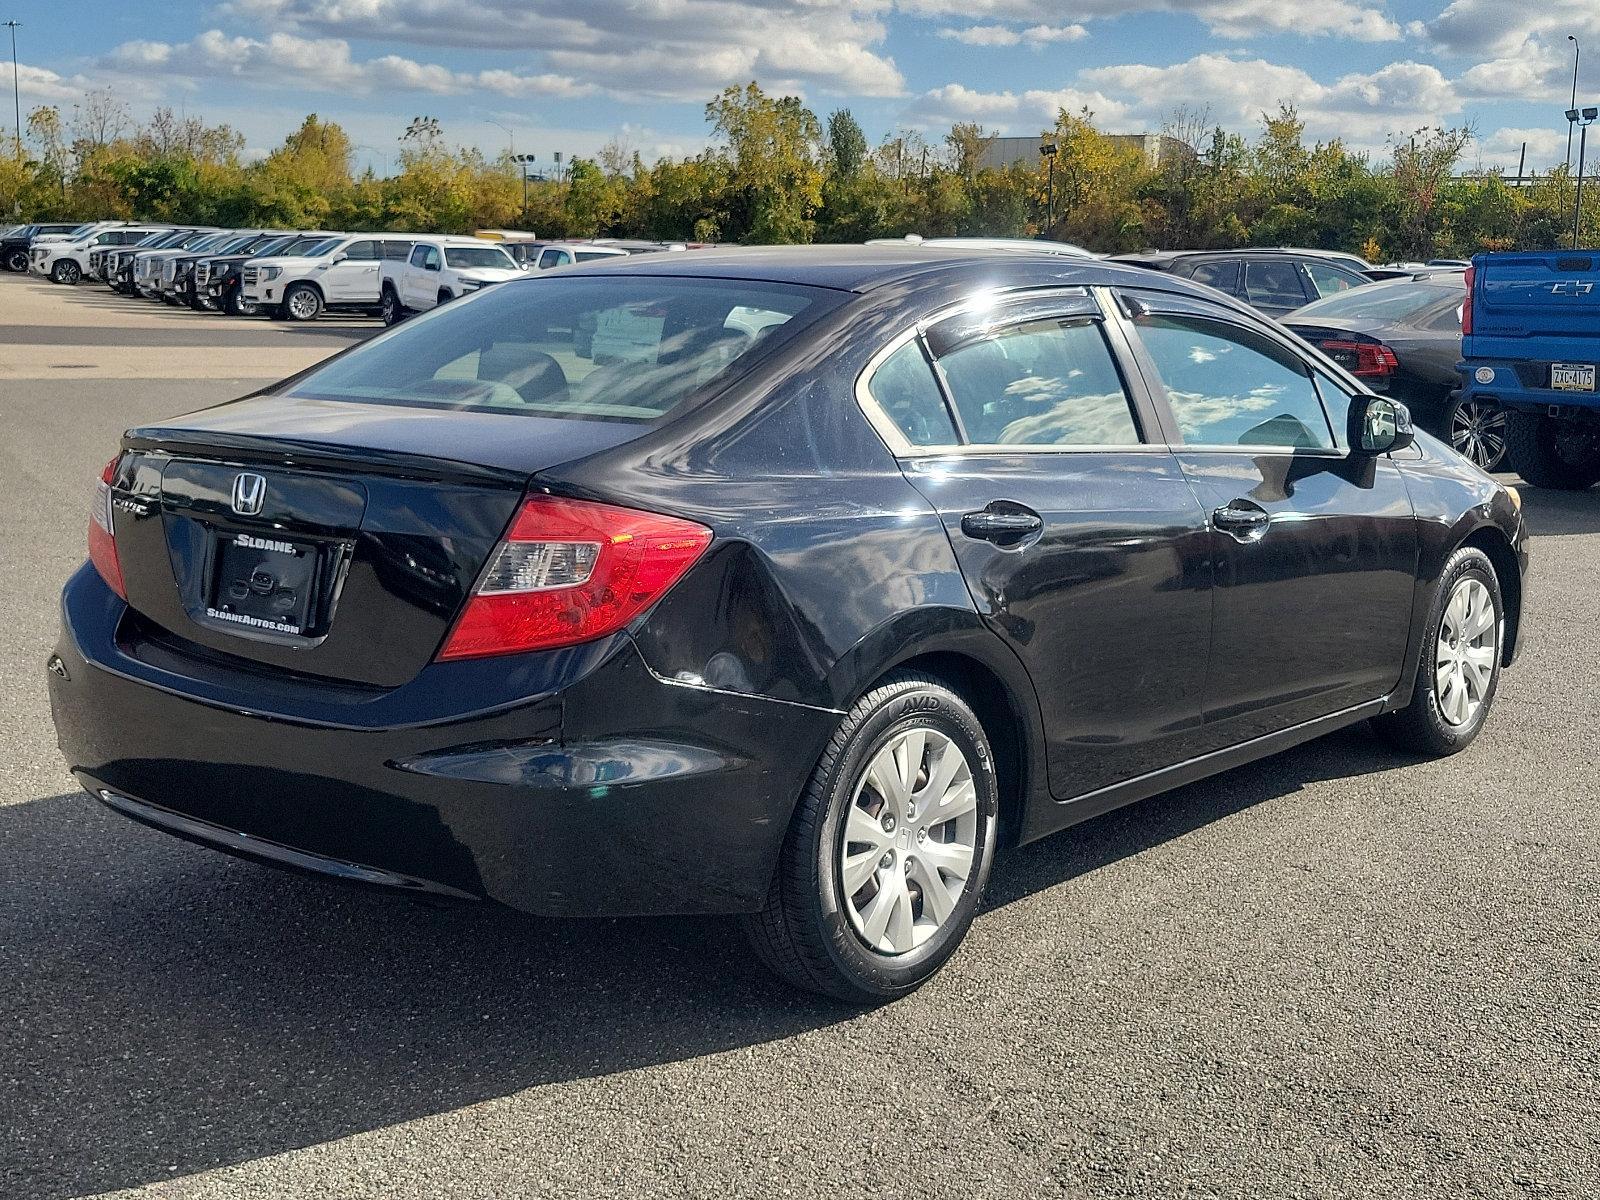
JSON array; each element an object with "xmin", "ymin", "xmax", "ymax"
[
  {"xmin": 50, "ymin": 260, "xmax": 81, "ymax": 285},
  {"xmin": 1504, "ymin": 411, "xmax": 1600, "ymax": 490},
  {"xmin": 743, "ymin": 671, "xmax": 998, "ymax": 1003},
  {"xmin": 282, "ymin": 282, "xmax": 323, "ymax": 322},
  {"xmin": 1446, "ymin": 394, "xmax": 1507, "ymax": 472},
  {"xmin": 381, "ymin": 286, "xmax": 405, "ymax": 326},
  {"xmin": 1373, "ymin": 546, "xmax": 1502, "ymax": 756}
]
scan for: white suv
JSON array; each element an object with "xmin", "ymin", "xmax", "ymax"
[
  {"xmin": 31, "ymin": 225, "xmax": 170, "ymax": 284},
  {"xmin": 379, "ymin": 236, "xmax": 524, "ymax": 324},
  {"xmin": 239, "ymin": 233, "xmax": 413, "ymax": 321}
]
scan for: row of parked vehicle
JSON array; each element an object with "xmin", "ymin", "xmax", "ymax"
[{"xmin": 0, "ymin": 220, "xmax": 689, "ymax": 325}]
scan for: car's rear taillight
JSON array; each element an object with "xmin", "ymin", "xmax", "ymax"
[
  {"xmin": 436, "ymin": 495, "xmax": 713, "ymax": 661},
  {"xmin": 1461, "ymin": 265, "xmax": 1474, "ymax": 336},
  {"xmin": 88, "ymin": 456, "xmax": 126, "ymax": 599},
  {"xmin": 1322, "ymin": 339, "xmax": 1399, "ymax": 378}
]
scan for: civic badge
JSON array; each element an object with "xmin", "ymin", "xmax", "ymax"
[{"xmin": 231, "ymin": 472, "xmax": 267, "ymax": 516}]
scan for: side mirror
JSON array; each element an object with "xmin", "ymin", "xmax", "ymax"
[
  {"xmin": 425, "ymin": 260, "xmax": 441, "ymax": 272},
  {"xmin": 330, "ymin": 253, "xmax": 348, "ymax": 264},
  {"xmin": 1350, "ymin": 395, "xmax": 1415, "ymax": 456}
]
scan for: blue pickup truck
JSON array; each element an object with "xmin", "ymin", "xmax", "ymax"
[{"xmin": 1459, "ymin": 250, "xmax": 1600, "ymax": 488}]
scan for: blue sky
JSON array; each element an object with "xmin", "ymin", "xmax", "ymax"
[{"xmin": 4, "ymin": 0, "xmax": 1592, "ymax": 175}]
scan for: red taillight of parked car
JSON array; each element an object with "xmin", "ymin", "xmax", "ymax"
[
  {"xmin": 436, "ymin": 495, "xmax": 713, "ymax": 661},
  {"xmin": 1322, "ymin": 339, "xmax": 1399, "ymax": 379},
  {"xmin": 88, "ymin": 456, "xmax": 126, "ymax": 599},
  {"xmin": 1461, "ymin": 265, "xmax": 1474, "ymax": 335}
]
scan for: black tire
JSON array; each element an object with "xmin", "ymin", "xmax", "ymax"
[
  {"xmin": 222, "ymin": 284, "xmax": 257, "ymax": 317},
  {"xmin": 742, "ymin": 671, "xmax": 999, "ymax": 1003},
  {"xmin": 1372, "ymin": 546, "xmax": 1503, "ymax": 757},
  {"xmin": 3, "ymin": 248, "xmax": 26, "ymax": 272},
  {"xmin": 380, "ymin": 286, "xmax": 406, "ymax": 326},
  {"xmin": 50, "ymin": 259, "xmax": 81, "ymax": 285},
  {"xmin": 1443, "ymin": 392, "xmax": 1507, "ymax": 472},
  {"xmin": 1504, "ymin": 410, "xmax": 1600, "ymax": 490},
  {"xmin": 281, "ymin": 282, "xmax": 323, "ymax": 322},
  {"xmin": 437, "ymin": 288, "xmax": 454, "ymax": 307}
]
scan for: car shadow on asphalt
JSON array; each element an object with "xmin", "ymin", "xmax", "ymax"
[{"xmin": 0, "ymin": 725, "xmax": 1414, "ymax": 1198}]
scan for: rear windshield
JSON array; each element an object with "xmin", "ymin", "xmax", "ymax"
[
  {"xmin": 1293, "ymin": 280, "xmax": 1462, "ymax": 321},
  {"xmin": 287, "ymin": 276, "xmax": 842, "ymax": 422},
  {"xmin": 445, "ymin": 246, "xmax": 516, "ymax": 269}
]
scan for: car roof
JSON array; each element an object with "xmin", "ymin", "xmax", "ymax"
[{"xmin": 552, "ymin": 243, "xmax": 1223, "ymax": 297}]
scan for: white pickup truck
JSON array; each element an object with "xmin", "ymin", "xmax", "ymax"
[
  {"xmin": 379, "ymin": 236, "xmax": 525, "ymax": 325},
  {"xmin": 239, "ymin": 233, "xmax": 414, "ymax": 321}
]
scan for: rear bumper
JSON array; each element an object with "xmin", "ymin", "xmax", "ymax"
[
  {"xmin": 49, "ymin": 565, "xmax": 837, "ymax": 916},
  {"xmin": 1461, "ymin": 360, "xmax": 1600, "ymax": 414}
]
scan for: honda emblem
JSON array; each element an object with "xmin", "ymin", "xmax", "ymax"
[{"xmin": 231, "ymin": 472, "xmax": 267, "ymax": 516}]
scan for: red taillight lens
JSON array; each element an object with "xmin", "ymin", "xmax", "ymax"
[
  {"xmin": 1322, "ymin": 339, "xmax": 1399, "ymax": 378},
  {"xmin": 88, "ymin": 456, "xmax": 126, "ymax": 599},
  {"xmin": 436, "ymin": 495, "xmax": 713, "ymax": 661},
  {"xmin": 1461, "ymin": 265, "xmax": 1474, "ymax": 336}
]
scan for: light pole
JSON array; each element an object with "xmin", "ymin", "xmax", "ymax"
[
  {"xmin": 4, "ymin": 20, "xmax": 20, "ymax": 161},
  {"xmin": 511, "ymin": 153, "xmax": 537, "ymax": 222},
  {"xmin": 1040, "ymin": 141, "xmax": 1058, "ymax": 230},
  {"xmin": 1569, "ymin": 37, "xmax": 1581, "ymax": 172},
  {"xmin": 1570, "ymin": 106, "xmax": 1598, "ymax": 249}
]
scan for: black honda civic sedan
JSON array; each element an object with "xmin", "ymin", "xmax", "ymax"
[{"xmin": 48, "ymin": 246, "xmax": 1528, "ymax": 1001}]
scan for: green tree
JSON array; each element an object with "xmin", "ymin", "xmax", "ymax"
[{"xmin": 707, "ymin": 82, "xmax": 824, "ymax": 243}]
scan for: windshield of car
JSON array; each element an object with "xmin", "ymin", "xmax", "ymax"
[
  {"xmin": 187, "ymin": 233, "xmax": 233, "ymax": 252},
  {"xmin": 444, "ymin": 246, "xmax": 518, "ymax": 270},
  {"xmin": 287, "ymin": 276, "xmax": 842, "ymax": 422},
  {"xmin": 1293, "ymin": 280, "xmax": 1462, "ymax": 321},
  {"xmin": 213, "ymin": 235, "xmax": 256, "ymax": 254}
]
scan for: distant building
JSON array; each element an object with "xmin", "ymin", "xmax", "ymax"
[{"xmin": 977, "ymin": 134, "xmax": 1197, "ymax": 171}]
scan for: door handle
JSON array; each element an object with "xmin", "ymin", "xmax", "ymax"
[
  {"xmin": 1212, "ymin": 500, "xmax": 1271, "ymax": 542},
  {"xmin": 961, "ymin": 507, "xmax": 1043, "ymax": 543}
]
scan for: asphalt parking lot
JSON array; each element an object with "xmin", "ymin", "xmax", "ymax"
[{"xmin": 1, "ymin": 269, "xmax": 1597, "ymax": 1199}]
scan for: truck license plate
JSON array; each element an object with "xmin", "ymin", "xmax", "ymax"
[{"xmin": 1551, "ymin": 363, "xmax": 1596, "ymax": 391}]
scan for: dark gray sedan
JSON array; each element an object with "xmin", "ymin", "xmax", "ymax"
[{"xmin": 1285, "ymin": 273, "xmax": 1504, "ymax": 471}]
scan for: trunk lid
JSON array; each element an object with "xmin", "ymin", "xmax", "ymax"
[{"xmin": 114, "ymin": 395, "xmax": 642, "ymax": 686}]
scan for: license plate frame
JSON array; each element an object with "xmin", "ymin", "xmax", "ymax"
[
  {"xmin": 205, "ymin": 530, "xmax": 323, "ymax": 637},
  {"xmin": 1551, "ymin": 363, "xmax": 1597, "ymax": 392}
]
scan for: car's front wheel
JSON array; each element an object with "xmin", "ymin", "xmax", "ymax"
[
  {"xmin": 743, "ymin": 671, "xmax": 999, "ymax": 1002},
  {"xmin": 2, "ymin": 248, "xmax": 26, "ymax": 272},
  {"xmin": 1373, "ymin": 546, "xmax": 1502, "ymax": 756},
  {"xmin": 281, "ymin": 282, "xmax": 323, "ymax": 322},
  {"xmin": 222, "ymin": 285, "xmax": 257, "ymax": 317},
  {"xmin": 50, "ymin": 260, "xmax": 81, "ymax": 285}
]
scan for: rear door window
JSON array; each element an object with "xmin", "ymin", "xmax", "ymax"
[
  {"xmin": 935, "ymin": 318, "xmax": 1141, "ymax": 447},
  {"xmin": 1188, "ymin": 259, "xmax": 1240, "ymax": 293},
  {"xmin": 866, "ymin": 341, "xmax": 959, "ymax": 447}
]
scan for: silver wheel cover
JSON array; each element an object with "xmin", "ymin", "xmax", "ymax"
[
  {"xmin": 287, "ymin": 288, "xmax": 318, "ymax": 318},
  {"xmin": 839, "ymin": 727, "xmax": 978, "ymax": 956},
  {"xmin": 1451, "ymin": 401, "xmax": 1507, "ymax": 471},
  {"xmin": 1435, "ymin": 577, "xmax": 1497, "ymax": 727}
]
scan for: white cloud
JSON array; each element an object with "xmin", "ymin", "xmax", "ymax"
[
  {"xmin": 102, "ymin": 31, "xmax": 591, "ymax": 100},
  {"xmin": 224, "ymin": 0, "xmax": 905, "ymax": 100},
  {"xmin": 11, "ymin": 63, "xmax": 86, "ymax": 103},
  {"xmin": 900, "ymin": 0, "xmax": 1399, "ymax": 42},
  {"xmin": 939, "ymin": 23, "xmax": 1087, "ymax": 46},
  {"xmin": 1079, "ymin": 53, "xmax": 1459, "ymax": 145},
  {"xmin": 1419, "ymin": 0, "xmax": 1597, "ymax": 58},
  {"xmin": 1477, "ymin": 126, "xmax": 1568, "ymax": 171},
  {"xmin": 904, "ymin": 82, "xmax": 1130, "ymax": 129}
]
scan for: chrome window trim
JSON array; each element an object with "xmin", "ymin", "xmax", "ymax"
[{"xmin": 854, "ymin": 286, "xmax": 1164, "ymax": 459}]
